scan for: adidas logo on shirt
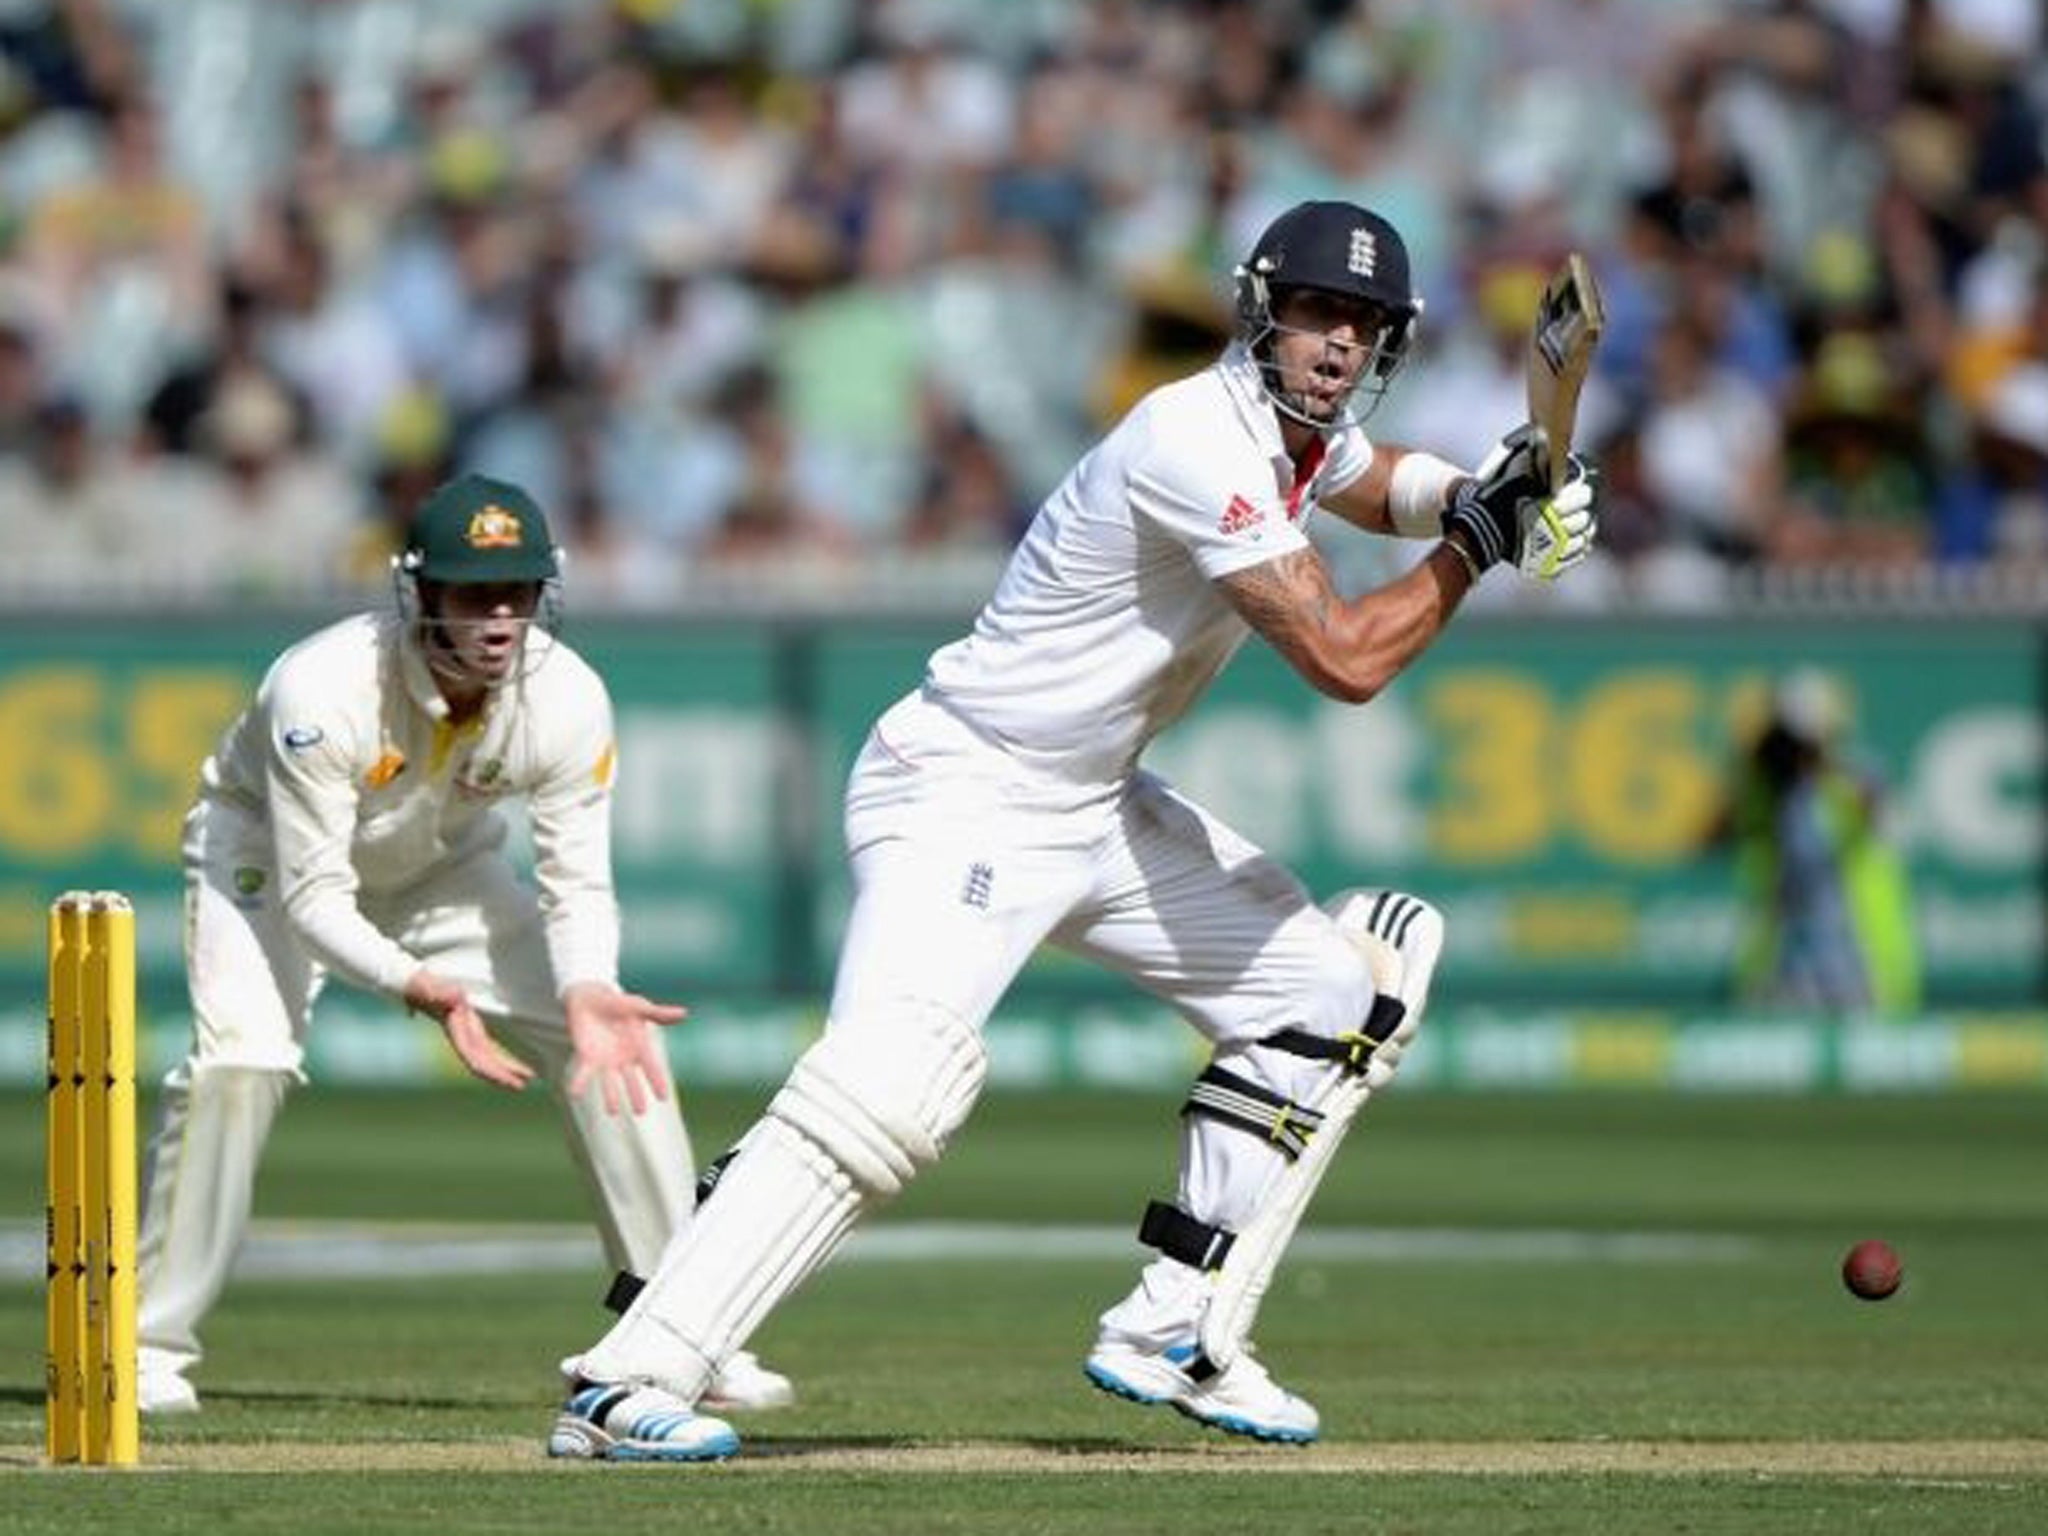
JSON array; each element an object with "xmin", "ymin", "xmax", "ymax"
[{"xmin": 1219, "ymin": 495, "xmax": 1264, "ymax": 536}]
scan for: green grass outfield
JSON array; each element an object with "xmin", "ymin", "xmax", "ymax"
[{"xmin": 3, "ymin": 1086, "xmax": 2046, "ymax": 1533}]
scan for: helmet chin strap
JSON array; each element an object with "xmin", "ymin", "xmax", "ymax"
[
  {"xmin": 414, "ymin": 616, "xmax": 546, "ymax": 694},
  {"xmin": 1234, "ymin": 271, "xmax": 1414, "ymax": 432},
  {"xmin": 1250, "ymin": 324, "xmax": 1373, "ymax": 431},
  {"xmin": 393, "ymin": 567, "xmax": 563, "ymax": 693},
  {"xmin": 1245, "ymin": 313, "xmax": 1409, "ymax": 430}
]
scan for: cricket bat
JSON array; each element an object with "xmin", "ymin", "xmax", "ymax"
[{"xmin": 1526, "ymin": 253, "xmax": 1606, "ymax": 491}]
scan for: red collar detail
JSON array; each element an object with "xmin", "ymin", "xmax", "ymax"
[{"xmin": 1285, "ymin": 437, "xmax": 1328, "ymax": 522}]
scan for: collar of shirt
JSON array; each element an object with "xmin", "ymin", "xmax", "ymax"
[
  {"xmin": 388, "ymin": 614, "xmax": 456, "ymax": 722},
  {"xmin": 1216, "ymin": 341, "xmax": 1332, "ymax": 512},
  {"xmin": 1216, "ymin": 341, "xmax": 1288, "ymax": 464}
]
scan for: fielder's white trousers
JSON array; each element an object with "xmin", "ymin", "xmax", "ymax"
[{"xmin": 137, "ymin": 799, "xmax": 694, "ymax": 1382}]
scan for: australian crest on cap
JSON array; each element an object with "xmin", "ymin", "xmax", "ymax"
[{"xmin": 466, "ymin": 504, "xmax": 524, "ymax": 549}]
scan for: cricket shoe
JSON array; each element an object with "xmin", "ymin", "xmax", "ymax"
[
  {"xmin": 547, "ymin": 1381, "xmax": 740, "ymax": 1462},
  {"xmin": 1084, "ymin": 1338, "xmax": 1319, "ymax": 1444},
  {"xmin": 138, "ymin": 1370, "xmax": 201, "ymax": 1415},
  {"xmin": 699, "ymin": 1349, "xmax": 795, "ymax": 1412},
  {"xmin": 137, "ymin": 1348, "xmax": 201, "ymax": 1415}
]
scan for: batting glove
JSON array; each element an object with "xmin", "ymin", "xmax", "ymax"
[
  {"xmin": 1445, "ymin": 424, "xmax": 1598, "ymax": 581},
  {"xmin": 1519, "ymin": 460, "xmax": 1597, "ymax": 581}
]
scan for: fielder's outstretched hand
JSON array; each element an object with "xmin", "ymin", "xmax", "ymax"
[
  {"xmin": 405, "ymin": 968, "xmax": 537, "ymax": 1092},
  {"xmin": 562, "ymin": 980, "xmax": 686, "ymax": 1116}
]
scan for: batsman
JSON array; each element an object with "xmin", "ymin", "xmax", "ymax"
[
  {"xmin": 546, "ymin": 200, "xmax": 1601, "ymax": 1461},
  {"xmin": 135, "ymin": 473, "xmax": 790, "ymax": 1417}
]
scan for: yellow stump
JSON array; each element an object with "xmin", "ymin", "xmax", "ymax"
[
  {"xmin": 45, "ymin": 896, "xmax": 85, "ymax": 1463},
  {"xmin": 46, "ymin": 892, "xmax": 138, "ymax": 1467}
]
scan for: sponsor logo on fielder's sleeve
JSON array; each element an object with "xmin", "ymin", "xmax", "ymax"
[
  {"xmin": 592, "ymin": 742, "xmax": 616, "ymax": 788},
  {"xmin": 466, "ymin": 505, "xmax": 524, "ymax": 548},
  {"xmin": 281, "ymin": 725, "xmax": 325, "ymax": 751},
  {"xmin": 1219, "ymin": 495, "xmax": 1265, "ymax": 536},
  {"xmin": 364, "ymin": 750, "xmax": 407, "ymax": 788}
]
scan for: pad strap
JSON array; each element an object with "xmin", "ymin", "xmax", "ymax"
[
  {"xmin": 1138, "ymin": 1199, "xmax": 1236, "ymax": 1272},
  {"xmin": 604, "ymin": 1141, "xmax": 739, "ymax": 1316},
  {"xmin": 695, "ymin": 1146, "xmax": 738, "ymax": 1208},
  {"xmin": 1262, "ymin": 994, "xmax": 1408, "ymax": 1076},
  {"xmin": 1182, "ymin": 1063, "xmax": 1324, "ymax": 1162},
  {"xmin": 603, "ymin": 1270, "xmax": 644, "ymax": 1315}
]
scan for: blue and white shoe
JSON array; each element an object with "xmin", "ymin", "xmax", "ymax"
[
  {"xmin": 547, "ymin": 1381, "xmax": 741, "ymax": 1462},
  {"xmin": 1085, "ymin": 1339, "xmax": 1319, "ymax": 1444}
]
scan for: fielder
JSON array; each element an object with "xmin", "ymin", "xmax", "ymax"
[
  {"xmin": 136, "ymin": 473, "xmax": 790, "ymax": 1416},
  {"xmin": 545, "ymin": 200, "xmax": 1600, "ymax": 1461}
]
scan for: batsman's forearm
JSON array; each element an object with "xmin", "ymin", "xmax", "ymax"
[
  {"xmin": 1222, "ymin": 543, "xmax": 1473, "ymax": 705},
  {"xmin": 1321, "ymin": 444, "xmax": 1470, "ymax": 538},
  {"xmin": 1328, "ymin": 543, "xmax": 1475, "ymax": 702}
]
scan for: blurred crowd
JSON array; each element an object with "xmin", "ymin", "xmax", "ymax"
[{"xmin": 0, "ymin": 0, "xmax": 2044, "ymax": 609}]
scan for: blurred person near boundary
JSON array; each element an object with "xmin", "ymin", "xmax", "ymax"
[
  {"xmin": 1772, "ymin": 328, "xmax": 1932, "ymax": 567},
  {"xmin": 1709, "ymin": 667, "xmax": 1920, "ymax": 1017},
  {"xmin": 542, "ymin": 198, "xmax": 1598, "ymax": 1462},
  {"xmin": 0, "ymin": 389, "xmax": 128, "ymax": 587},
  {"xmin": 23, "ymin": 91, "xmax": 210, "ymax": 417},
  {"xmin": 1935, "ymin": 362, "xmax": 2048, "ymax": 563},
  {"xmin": 135, "ymin": 472, "xmax": 792, "ymax": 1417}
]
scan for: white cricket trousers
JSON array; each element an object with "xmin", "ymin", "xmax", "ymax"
[
  {"xmin": 840, "ymin": 690, "xmax": 1381, "ymax": 1351},
  {"xmin": 575, "ymin": 687, "xmax": 1376, "ymax": 1391},
  {"xmin": 137, "ymin": 798, "xmax": 694, "ymax": 1381},
  {"xmin": 833, "ymin": 689, "xmax": 1375, "ymax": 1057}
]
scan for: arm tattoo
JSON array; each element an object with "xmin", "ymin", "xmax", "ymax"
[{"xmin": 1217, "ymin": 548, "xmax": 1341, "ymax": 661}]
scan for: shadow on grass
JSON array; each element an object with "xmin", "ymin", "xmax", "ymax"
[
  {"xmin": 739, "ymin": 1434, "xmax": 1178, "ymax": 1460},
  {"xmin": 153, "ymin": 1386, "xmax": 536, "ymax": 1413},
  {"xmin": 1, "ymin": 1375, "xmax": 545, "ymax": 1424}
]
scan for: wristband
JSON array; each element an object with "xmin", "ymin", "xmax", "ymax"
[
  {"xmin": 1442, "ymin": 531, "xmax": 1482, "ymax": 582},
  {"xmin": 1388, "ymin": 451, "xmax": 1465, "ymax": 537}
]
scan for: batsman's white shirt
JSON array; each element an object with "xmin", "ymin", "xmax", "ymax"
[
  {"xmin": 193, "ymin": 612, "xmax": 620, "ymax": 1008},
  {"xmin": 834, "ymin": 345, "xmax": 1380, "ymax": 1049},
  {"xmin": 925, "ymin": 343, "xmax": 1370, "ymax": 791}
]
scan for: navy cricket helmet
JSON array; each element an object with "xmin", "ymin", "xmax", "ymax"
[{"xmin": 1233, "ymin": 200, "xmax": 1422, "ymax": 427}]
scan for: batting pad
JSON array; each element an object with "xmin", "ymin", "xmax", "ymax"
[
  {"xmin": 577, "ymin": 1002, "xmax": 985, "ymax": 1398},
  {"xmin": 772, "ymin": 1000, "xmax": 987, "ymax": 1198},
  {"xmin": 1195, "ymin": 889, "xmax": 1444, "ymax": 1371},
  {"xmin": 576, "ymin": 1117, "xmax": 862, "ymax": 1400}
]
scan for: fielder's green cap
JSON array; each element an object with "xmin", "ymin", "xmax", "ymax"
[{"xmin": 401, "ymin": 474, "xmax": 559, "ymax": 582}]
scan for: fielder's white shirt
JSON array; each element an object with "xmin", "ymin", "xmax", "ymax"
[
  {"xmin": 924, "ymin": 342, "xmax": 1373, "ymax": 789},
  {"xmin": 195, "ymin": 613, "xmax": 621, "ymax": 998}
]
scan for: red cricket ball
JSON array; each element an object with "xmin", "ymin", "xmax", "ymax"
[{"xmin": 1842, "ymin": 1239, "xmax": 1903, "ymax": 1301}]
